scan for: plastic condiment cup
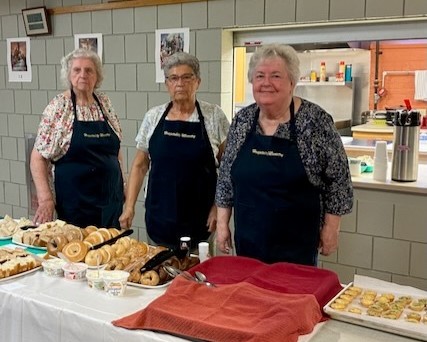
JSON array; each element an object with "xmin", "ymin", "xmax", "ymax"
[
  {"xmin": 86, "ymin": 270, "xmax": 105, "ymax": 290},
  {"xmin": 62, "ymin": 262, "xmax": 88, "ymax": 281},
  {"xmin": 103, "ymin": 270, "xmax": 130, "ymax": 297},
  {"xmin": 42, "ymin": 258, "xmax": 66, "ymax": 277}
]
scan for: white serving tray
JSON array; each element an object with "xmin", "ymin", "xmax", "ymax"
[{"xmin": 324, "ymin": 282, "xmax": 427, "ymax": 341}]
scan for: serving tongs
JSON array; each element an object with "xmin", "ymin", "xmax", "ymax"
[
  {"xmin": 139, "ymin": 248, "xmax": 188, "ymax": 274},
  {"xmin": 89, "ymin": 229, "xmax": 133, "ymax": 250}
]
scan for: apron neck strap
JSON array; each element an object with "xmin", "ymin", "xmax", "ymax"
[{"xmin": 70, "ymin": 88, "xmax": 107, "ymax": 123}]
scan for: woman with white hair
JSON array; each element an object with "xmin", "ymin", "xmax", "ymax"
[
  {"xmin": 31, "ymin": 48, "xmax": 124, "ymax": 228},
  {"xmin": 216, "ymin": 44, "xmax": 353, "ymax": 266}
]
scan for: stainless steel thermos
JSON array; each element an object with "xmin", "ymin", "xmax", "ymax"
[{"xmin": 391, "ymin": 110, "xmax": 421, "ymax": 182}]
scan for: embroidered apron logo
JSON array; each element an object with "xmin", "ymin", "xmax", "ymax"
[
  {"xmin": 252, "ymin": 148, "xmax": 284, "ymax": 158},
  {"xmin": 83, "ymin": 133, "xmax": 111, "ymax": 138},
  {"xmin": 164, "ymin": 131, "xmax": 196, "ymax": 139}
]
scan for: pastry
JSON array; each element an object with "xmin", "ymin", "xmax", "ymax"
[{"xmin": 62, "ymin": 240, "xmax": 88, "ymax": 262}]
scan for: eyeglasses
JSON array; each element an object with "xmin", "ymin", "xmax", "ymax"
[{"xmin": 166, "ymin": 73, "xmax": 195, "ymax": 84}]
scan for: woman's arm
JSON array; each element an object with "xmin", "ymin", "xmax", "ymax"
[
  {"xmin": 119, "ymin": 149, "xmax": 150, "ymax": 229},
  {"xmin": 30, "ymin": 148, "xmax": 55, "ymax": 224},
  {"xmin": 319, "ymin": 213, "xmax": 341, "ymax": 256},
  {"xmin": 216, "ymin": 206, "xmax": 233, "ymax": 253}
]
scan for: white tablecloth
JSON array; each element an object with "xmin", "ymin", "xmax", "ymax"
[{"xmin": 0, "ymin": 270, "xmax": 419, "ymax": 342}]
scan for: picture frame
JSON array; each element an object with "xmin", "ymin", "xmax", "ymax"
[
  {"xmin": 7, "ymin": 37, "xmax": 32, "ymax": 82},
  {"xmin": 74, "ymin": 33, "xmax": 103, "ymax": 61},
  {"xmin": 22, "ymin": 7, "xmax": 51, "ymax": 36},
  {"xmin": 155, "ymin": 27, "xmax": 190, "ymax": 83}
]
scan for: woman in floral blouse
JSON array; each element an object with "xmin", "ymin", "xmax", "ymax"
[
  {"xmin": 30, "ymin": 48, "xmax": 125, "ymax": 228},
  {"xmin": 215, "ymin": 44, "xmax": 353, "ymax": 266}
]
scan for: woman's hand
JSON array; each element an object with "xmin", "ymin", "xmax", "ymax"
[
  {"xmin": 206, "ymin": 204, "xmax": 217, "ymax": 233},
  {"xmin": 33, "ymin": 198, "xmax": 55, "ymax": 224},
  {"xmin": 319, "ymin": 213, "xmax": 341, "ymax": 256},
  {"xmin": 119, "ymin": 207, "xmax": 135, "ymax": 230}
]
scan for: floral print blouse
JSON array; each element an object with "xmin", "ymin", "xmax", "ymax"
[
  {"xmin": 34, "ymin": 92, "xmax": 122, "ymax": 162},
  {"xmin": 215, "ymin": 98, "xmax": 353, "ymax": 217}
]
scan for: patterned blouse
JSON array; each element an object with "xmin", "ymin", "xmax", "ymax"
[
  {"xmin": 136, "ymin": 100, "xmax": 230, "ymax": 164},
  {"xmin": 34, "ymin": 92, "xmax": 122, "ymax": 162},
  {"xmin": 215, "ymin": 98, "xmax": 353, "ymax": 217}
]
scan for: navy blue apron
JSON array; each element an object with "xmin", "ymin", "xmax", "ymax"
[
  {"xmin": 54, "ymin": 90, "xmax": 124, "ymax": 228},
  {"xmin": 145, "ymin": 101, "xmax": 216, "ymax": 249},
  {"xmin": 231, "ymin": 100, "xmax": 321, "ymax": 265}
]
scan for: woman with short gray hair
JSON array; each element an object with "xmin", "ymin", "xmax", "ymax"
[
  {"xmin": 120, "ymin": 52, "xmax": 229, "ymax": 251},
  {"xmin": 216, "ymin": 43, "xmax": 353, "ymax": 266},
  {"xmin": 31, "ymin": 48, "xmax": 124, "ymax": 228}
]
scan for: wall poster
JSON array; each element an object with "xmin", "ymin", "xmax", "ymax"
[
  {"xmin": 74, "ymin": 33, "xmax": 103, "ymax": 61},
  {"xmin": 7, "ymin": 37, "xmax": 32, "ymax": 82},
  {"xmin": 155, "ymin": 27, "xmax": 190, "ymax": 83}
]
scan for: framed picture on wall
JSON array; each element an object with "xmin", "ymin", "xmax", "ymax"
[
  {"xmin": 155, "ymin": 27, "xmax": 190, "ymax": 83},
  {"xmin": 74, "ymin": 33, "xmax": 103, "ymax": 61},
  {"xmin": 7, "ymin": 37, "xmax": 32, "ymax": 82},
  {"xmin": 22, "ymin": 7, "xmax": 51, "ymax": 36}
]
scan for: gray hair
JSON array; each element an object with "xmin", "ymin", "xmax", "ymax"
[
  {"xmin": 60, "ymin": 48, "xmax": 104, "ymax": 89},
  {"xmin": 163, "ymin": 52, "xmax": 201, "ymax": 79},
  {"xmin": 248, "ymin": 44, "xmax": 300, "ymax": 85}
]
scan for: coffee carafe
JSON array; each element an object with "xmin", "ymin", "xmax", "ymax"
[{"xmin": 391, "ymin": 110, "xmax": 421, "ymax": 182}]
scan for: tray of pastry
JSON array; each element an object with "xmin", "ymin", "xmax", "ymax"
[{"xmin": 324, "ymin": 282, "xmax": 427, "ymax": 340}]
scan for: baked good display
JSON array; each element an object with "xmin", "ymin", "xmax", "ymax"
[
  {"xmin": 0, "ymin": 247, "xmax": 42, "ymax": 279},
  {"xmin": 0, "ymin": 215, "xmax": 33, "ymax": 238},
  {"xmin": 327, "ymin": 283, "xmax": 427, "ymax": 337}
]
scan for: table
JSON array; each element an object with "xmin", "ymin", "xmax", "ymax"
[{"xmin": 0, "ymin": 270, "xmax": 420, "ymax": 342}]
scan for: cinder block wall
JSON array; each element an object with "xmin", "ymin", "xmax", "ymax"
[{"xmin": 0, "ymin": 0, "xmax": 426, "ymax": 287}]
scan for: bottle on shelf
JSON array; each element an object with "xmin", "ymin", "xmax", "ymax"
[
  {"xmin": 338, "ymin": 61, "xmax": 345, "ymax": 82},
  {"xmin": 320, "ymin": 61, "xmax": 326, "ymax": 82}
]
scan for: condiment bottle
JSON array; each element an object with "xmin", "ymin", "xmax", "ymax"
[
  {"xmin": 320, "ymin": 62, "xmax": 326, "ymax": 82},
  {"xmin": 338, "ymin": 61, "xmax": 345, "ymax": 81}
]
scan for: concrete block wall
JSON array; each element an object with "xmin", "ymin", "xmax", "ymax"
[
  {"xmin": 0, "ymin": 0, "xmax": 426, "ymax": 283},
  {"xmin": 321, "ymin": 188, "xmax": 427, "ymax": 290}
]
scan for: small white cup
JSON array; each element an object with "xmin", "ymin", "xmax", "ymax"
[
  {"xmin": 348, "ymin": 158, "xmax": 362, "ymax": 176},
  {"xmin": 374, "ymin": 141, "xmax": 388, "ymax": 160},
  {"xmin": 198, "ymin": 242, "xmax": 210, "ymax": 263}
]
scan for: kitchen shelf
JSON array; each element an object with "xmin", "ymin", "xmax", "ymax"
[{"xmin": 297, "ymin": 81, "xmax": 352, "ymax": 87}]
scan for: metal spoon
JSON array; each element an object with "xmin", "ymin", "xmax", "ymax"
[
  {"xmin": 194, "ymin": 271, "xmax": 216, "ymax": 287},
  {"xmin": 163, "ymin": 265, "xmax": 198, "ymax": 283}
]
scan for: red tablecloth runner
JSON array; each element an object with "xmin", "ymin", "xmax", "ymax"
[
  {"xmin": 112, "ymin": 256, "xmax": 343, "ymax": 342},
  {"xmin": 113, "ymin": 276, "xmax": 322, "ymax": 342},
  {"xmin": 188, "ymin": 256, "xmax": 343, "ymax": 314}
]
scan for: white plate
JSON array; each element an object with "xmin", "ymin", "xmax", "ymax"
[
  {"xmin": 0, "ymin": 265, "xmax": 42, "ymax": 283},
  {"xmin": 11, "ymin": 239, "xmax": 47, "ymax": 251},
  {"xmin": 127, "ymin": 280, "xmax": 172, "ymax": 289},
  {"xmin": 0, "ymin": 236, "xmax": 12, "ymax": 240}
]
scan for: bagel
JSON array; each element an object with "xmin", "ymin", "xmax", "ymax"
[
  {"xmin": 46, "ymin": 234, "xmax": 68, "ymax": 257},
  {"xmin": 84, "ymin": 225, "xmax": 98, "ymax": 236},
  {"xmin": 98, "ymin": 248, "xmax": 111, "ymax": 264},
  {"xmin": 85, "ymin": 250, "xmax": 103, "ymax": 266},
  {"xmin": 113, "ymin": 243, "xmax": 126, "ymax": 257},
  {"xmin": 108, "ymin": 228, "xmax": 120, "ymax": 238},
  {"xmin": 98, "ymin": 228, "xmax": 111, "ymax": 241},
  {"xmin": 101, "ymin": 244, "xmax": 116, "ymax": 259},
  {"xmin": 140, "ymin": 270, "xmax": 160, "ymax": 286},
  {"xmin": 62, "ymin": 240, "xmax": 88, "ymax": 263},
  {"xmin": 84, "ymin": 231, "xmax": 104, "ymax": 246},
  {"xmin": 117, "ymin": 237, "xmax": 131, "ymax": 250}
]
